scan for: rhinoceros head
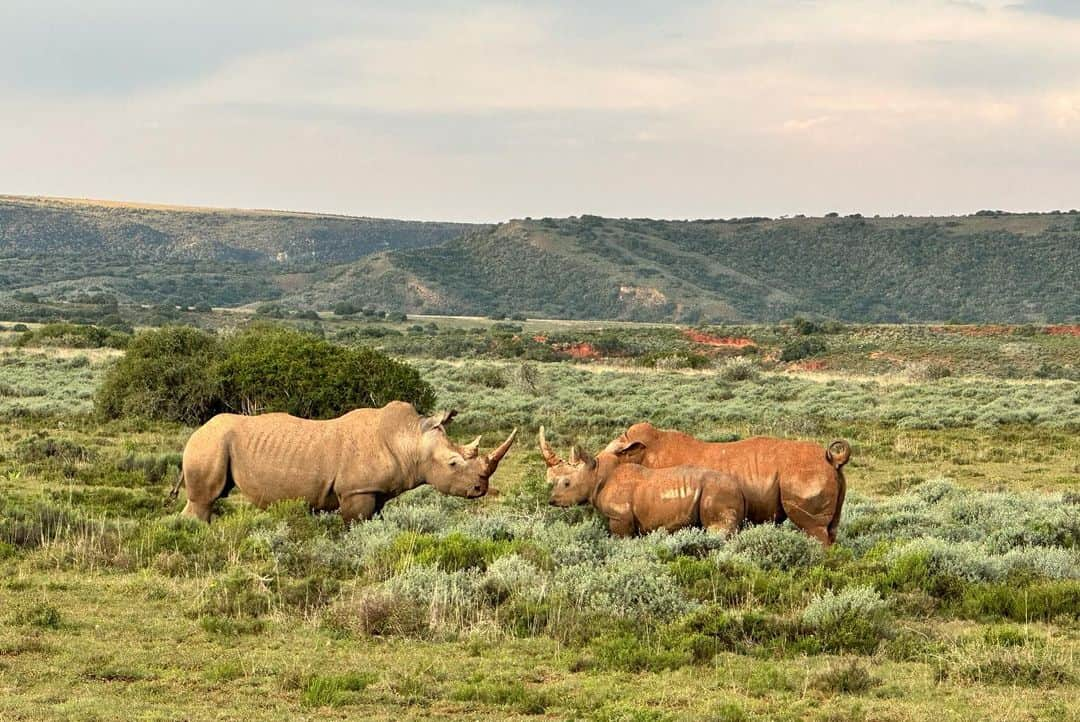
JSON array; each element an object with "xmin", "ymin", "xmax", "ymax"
[
  {"xmin": 419, "ymin": 410, "xmax": 517, "ymax": 498},
  {"xmin": 540, "ymin": 426, "xmax": 601, "ymax": 507}
]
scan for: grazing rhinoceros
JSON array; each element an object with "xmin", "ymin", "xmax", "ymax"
[
  {"xmin": 540, "ymin": 427, "xmax": 746, "ymax": 537},
  {"xmin": 601, "ymin": 423, "xmax": 850, "ymax": 545},
  {"xmin": 173, "ymin": 401, "xmax": 517, "ymax": 524}
]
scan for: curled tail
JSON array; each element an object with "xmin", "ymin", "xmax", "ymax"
[
  {"xmin": 825, "ymin": 439, "xmax": 851, "ymax": 469},
  {"xmin": 166, "ymin": 468, "xmax": 185, "ymax": 507}
]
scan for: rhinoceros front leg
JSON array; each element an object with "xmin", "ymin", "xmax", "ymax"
[{"xmin": 338, "ymin": 492, "xmax": 381, "ymax": 526}]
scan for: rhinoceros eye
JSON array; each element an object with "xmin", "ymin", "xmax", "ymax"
[{"xmin": 449, "ymin": 459, "xmax": 458, "ymax": 467}]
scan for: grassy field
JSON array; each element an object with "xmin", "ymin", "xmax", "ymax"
[{"xmin": 0, "ymin": 324, "xmax": 1077, "ymax": 721}]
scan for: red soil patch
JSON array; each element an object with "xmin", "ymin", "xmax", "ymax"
[
  {"xmin": 1047, "ymin": 325, "xmax": 1080, "ymax": 336},
  {"xmin": 683, "ymin": 329, "xmax": 756, "ymax": 348},
  {"xmin": 532, "ymin": 335, "xmax": 548, "ymax": 343},
  {"xmin": 869, "ymin": 351, "xmax": 905, "ymax": 363},
  {"xmin": 563, "ymin": 342, "xmax": 600, "ymax": 360}
]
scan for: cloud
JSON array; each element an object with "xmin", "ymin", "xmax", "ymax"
[{"xmin": 1, "ymin": 1, "xmax": 1079, "ymax": 221}]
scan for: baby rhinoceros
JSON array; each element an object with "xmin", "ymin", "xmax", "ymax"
[
  {"xmin": 540, "ymin": 427, "xmax": 746, "ymax": 537},
  {"xmin": 175, "ymin": 402, "xmax": 517, "ymax": 524}
]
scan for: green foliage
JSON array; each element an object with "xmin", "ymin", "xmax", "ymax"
[
  {"xmin": 933, "ymin": 643, "xmax": 1073, "ymax": 687},
  {"xmin": 95, "ymin": 326, "xmax": 224, "ymax": 424},
  {"xmin": 450, "ymin": 677, "xmax": 549, "ymax": 714},
  {"xmin": 810, "ymin": 661, "xmax": 880, "ymax": 694},
  {"xmin": 780, "ymin": 337, "xmax": 827, "ymax": 362},
  {"xmin": 216, "ymin": 325, "xmax": 435, "ymax": 418},
  {"xmin": 801, "ymin": 586, "xmax": 892, "ymax": 653},
  {"xmin": 723, "ymin": 524, "xmax": 825, "ymax": 570},
  {"xmin": 15, "ymin": 322, "xmax": 129, "ymax": 349},
  {"xmin": 292, "ymin": 214, "xmax": 1080, "ymax": 322},
  {"xmin": 95, "ymin": 325, "xmax": 435, "ymax": 423},
  {"xmin": 301, "ymin": 672, "xmax": 378, "ymax": 708},
  {"xmin": 584, "ymin": 631, "xmax": 692, "ymax": 672},
  {"xmin": 13, "ymin": 602, "xmax": 63, "ymax": 629}
]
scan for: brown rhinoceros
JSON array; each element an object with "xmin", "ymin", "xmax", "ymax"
[
  {"xmin": 173, "ymin": 402, "xmax": 517, "ymax": 523},
  {"xmin": 601, "ymin": 423, "xmax": 850, "ymax": 545},
  {"xmin": 540, "ymin": 427, "xmax": 746, "ymax": 538}
]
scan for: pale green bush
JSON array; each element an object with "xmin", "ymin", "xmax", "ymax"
[
  {"xmin": 555, "ymin": 555, "xmax": 694, "ymax": 620},
  {"xmin": 886, "ymin": 538, "xmax": 1003, "ymax": 582},
  {"xmin": 724, "ymin": 524, "xmax": 824, "ymax": 570},
  {"xmin": 481, "ymin": 554, "xmax": 546, "ymax": 601}
]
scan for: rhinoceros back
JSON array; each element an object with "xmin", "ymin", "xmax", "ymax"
[{"xmin": 182, "ymin": 405, "xmax": 416, "ymax": 509}]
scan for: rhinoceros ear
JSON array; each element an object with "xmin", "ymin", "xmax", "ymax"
[
  {"xmin": 422, "ymin": 409, "xmax": 458, "ymax": 432},
  {"xmin": 462, "ymin": 435, "xmax": 482, "ymax": 459},
  {"xmin": 571, "ymin": 445, "xmax": 596, "ymax": 469},
  {"xmin": 610, "ymin": 440, "xmax": 645, "ymax": 457}
]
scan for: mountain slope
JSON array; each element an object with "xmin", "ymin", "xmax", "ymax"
[
  {"xmin": 0, "ymin": 195, "xmax": 481, "ymax": 306},
  {"xmin": 289, "ymin": 213, "xmax": 1080, "ymax": 323}
]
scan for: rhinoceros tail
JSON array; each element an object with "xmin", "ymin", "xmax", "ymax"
[
  {"xmin": 825, "ymin": 440, "xmax": 851, "ymax": 469},
  {"xmin": 166, "ymin": 468, "xmax": 185, "ymax": 507}
]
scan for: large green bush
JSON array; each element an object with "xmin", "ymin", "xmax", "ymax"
[
  {"xmin": 96, "ymin": 325, "xmax": 435, "ymax": 424},
  {"xmin": 96, "ymin": 326, "xmax": 224, "ymax": 425}
]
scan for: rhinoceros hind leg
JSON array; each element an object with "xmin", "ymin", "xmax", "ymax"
[
  {"xmin": 338, "ymin": 493, "xmax": 379, "ymax": 526},
  {"xmin": 182, "ymin": 500, "xmax": 213, "ymax": 523},
  {"xmin": 800, "ymin": 524, "xmax": 831, "ymax": 547}
]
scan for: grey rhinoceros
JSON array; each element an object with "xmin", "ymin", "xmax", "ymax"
[{"xmin": 172, "ymin": 401, "xmax": 516, "ymax": 523}]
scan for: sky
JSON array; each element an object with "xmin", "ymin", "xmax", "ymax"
[{"xmin": 2, "ymin": 0, "xmax": 1079, "ymax": 222}]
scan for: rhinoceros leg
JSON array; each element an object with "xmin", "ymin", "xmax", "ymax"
[
  {"xmin": 180, "ymin": 445, "xmax": 231, "ymax": 524},
  {"xmin": 338, "ymin": 492, "xmax": 380, "ymax": 526}
]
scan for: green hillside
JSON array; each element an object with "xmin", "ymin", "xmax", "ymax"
[
  {"xmin": 0, "ymin": 196, "xmax": 480, "ymax": 307},
  {"xmin": 289, "ymin": 213, "xmax": 1080, "ymax": 323},
  {"xmin": 3, "ymin": 196, "xmax": 1077, "ymax": 322}
]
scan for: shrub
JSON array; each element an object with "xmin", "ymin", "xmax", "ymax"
[
  {"xmin": 13, "ymin": 602, "xmax": 62, "ymax": 629},
  {"xmin": 14, "ymin": 435, "xmax": 94, "ymax": 464},
  {"xmin": 801, "ymin": 586, "xmax": 891, "ymax": 653},
  {"xmin": 301, "ymin": 672, "xmax": 377, "ymax": 707},
  {"xmin": 216, "ymin": 325, "xmax": 435, "ymax": 418},
  {"xmin": 933, "ymin": 644, "xmax": 1073, "ymax": 687},
  {"xmin": 585, "ymin": 631, "xmax": 691, "ymax": 672},
  {"xmin": 96, "ymin": 325, "xmax": 435, "ymax": 423},
  {"xmin": 717, "ymin": 357, "xmax": 759, "ymax": 382},
  {"xmin": 481, "ymin": 554, "xmax": 544, "ymax": 602},
  {"xmin": 15, "ymin": 322, "xmax": 129, "ymax": 349},
  {"xmin": 461, "ymin": 364, "xmax": 509, "ymax": 389},
  {"xmin": 96, "ymin": 326, "xmax": 224, "ymax": 425},
  {"xmin": 723, "ymin": 524, "xmax": 824, "ymax": 570},
  {"xmin": 450, "ymin": 677, "xmax": 549, "ymax": 714},
  {"xmin": 810, "ymin": 661, "xmax": 880, "ymax": 694},
  {"xmin": 556, "ymin": 552, "xmax": 694, "ymax": 620},
  {"xmin": 780, "ymin": 338, "xmax": 826, "ymax": 362},
  {"xmin": 380, "ymin": 564, "xmax": 485, "ymax": 634}
]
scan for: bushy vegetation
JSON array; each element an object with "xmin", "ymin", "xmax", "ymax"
[
  {"xmin": 14, "ymin": 322, "xmax": 130, "ymax": 349},
  {"xmin": 296, "ymin": 214, "xmax": 1080, "ymax": 322},
  {"xmin": 0, "ymin": 320, "xmax": 1076, "ymax": 719},
  {"xmin": 95, "ymin": 325, "xmax": 435, "ymax": 423}
]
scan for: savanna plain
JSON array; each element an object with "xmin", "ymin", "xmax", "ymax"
[{"xmin": 0, "ymin": 317, "xmax": 1077, "ymax": 721}]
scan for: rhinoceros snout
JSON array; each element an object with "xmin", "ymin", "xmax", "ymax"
[{"xmin": 468, "ymin": 482, "xmax": 487, "ymax": 498}]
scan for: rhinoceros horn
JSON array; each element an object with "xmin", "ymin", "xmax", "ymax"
[
  {"xmin": 462, "ymin": 435, "xmax": 482, "ymax": 459},
  {"xmin": 483, "ymin": 428, "xmax": 518, "ymax": 477},
  {"xmin": 538, "ymin": 426, "xmax": 563, "ymax": 467}
]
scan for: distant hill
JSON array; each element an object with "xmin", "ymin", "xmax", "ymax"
[
  {"xmin": 287, "ymin": 213, "xmax": 1080, "ymax": 323},
  {"xmin": 3, "ymin": 196, "xmax": 1078, "ymax": 322},
  {"xmin": 0, "ymin": 195, "xmax": 481, "ymax": 306}
]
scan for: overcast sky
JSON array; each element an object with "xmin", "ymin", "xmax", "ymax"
[{"xmin": 2, "ymin": 1, "xmax": 1079, "ymax": 221}]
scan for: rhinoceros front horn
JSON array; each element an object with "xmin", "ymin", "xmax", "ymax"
[
  {"xmin": 484, "ymin": 428, "xmax": 518, "ymax": 476},
  {"xmin": 538, "ymin": 425, "xmax": 563, "ymax": 467}
]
